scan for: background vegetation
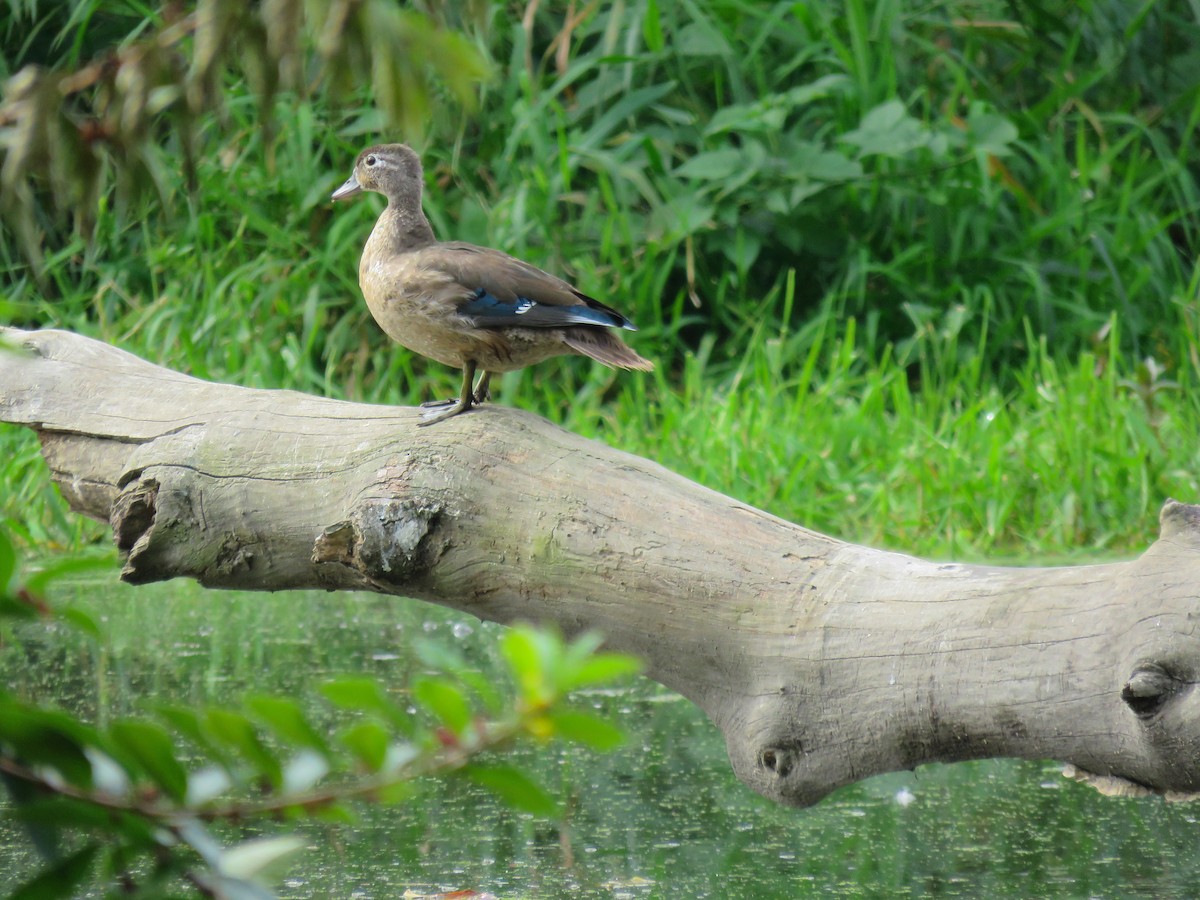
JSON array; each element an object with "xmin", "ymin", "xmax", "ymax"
[
  {"xmin": 4, "ymin": 0, "xmax": 1200, "ymax": 559},
  {"xmin": 2, "ymin": 0, "xmax": 1200, "ymax": 894},
  {"xmin": 4, "ymin": 0, "xmax": 1200, "ymax": 558}
]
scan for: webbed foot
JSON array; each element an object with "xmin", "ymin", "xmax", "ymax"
[
  {"xmin": 418, "ymin": 400, "xmax": 472, "ymax": 426},
  {"xmin": 417, "ymin": 362, "xmax": 480, "ymax": 426}
]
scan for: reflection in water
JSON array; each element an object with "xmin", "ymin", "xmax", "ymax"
[{"xmin": 2, "ymin": 577, "xmax": 1200, "ymax": 898}]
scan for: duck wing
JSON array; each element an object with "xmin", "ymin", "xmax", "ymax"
[{"xmin": 424, "ymin": 242, "xmax": 637, "ymax": 331}]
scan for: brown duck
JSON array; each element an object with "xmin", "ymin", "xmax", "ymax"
[{"xmin": 331, "ymin": 144, "xmax": 653, "ymax": 425}]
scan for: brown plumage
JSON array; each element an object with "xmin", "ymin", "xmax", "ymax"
[{"xmin": 331, "ymin": 143, "xmax": 653, "ymax": 425}]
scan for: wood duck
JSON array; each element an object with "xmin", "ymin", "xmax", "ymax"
[{"xmin": 331, "ymin": 144, "xmax": 653, "ymax": 425}]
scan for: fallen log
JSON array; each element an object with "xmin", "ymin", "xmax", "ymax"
[{"xmin": 2, "ymin": 326, "xmax": 1198, "ymax": 806}]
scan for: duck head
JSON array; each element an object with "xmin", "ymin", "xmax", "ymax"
[{"xmin": 331, "ymin": 143, "xmax": 424, "ymax": 206}]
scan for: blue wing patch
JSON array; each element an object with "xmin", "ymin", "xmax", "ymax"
[{"xmin": 461, "ymin": 289, "xmax": 627, "ymax": 329}]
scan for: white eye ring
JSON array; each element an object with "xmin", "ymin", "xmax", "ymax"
[{"xmin": 365, "ymin": 155, "xmax": 377, "ymax": 167}]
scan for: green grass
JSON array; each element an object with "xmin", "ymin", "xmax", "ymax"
[
  {"xmin": 2, "ymin": 0, "xmax": 1199, "ymax": 563},
  {"xmin": 601, "ymin": 305, "xmax": 1198, "ymax": 559}
]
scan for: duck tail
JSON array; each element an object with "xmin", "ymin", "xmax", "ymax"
[{"xmin": 563, "ymin": 327, "xmax": 654, "ymax": 371}]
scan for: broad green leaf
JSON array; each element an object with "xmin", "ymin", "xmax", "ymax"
[
  {"xmin": 0, "ymin": 592, "xmax": 39, "ymax": 619},
  {"xmin": 501, "ymin": 626, "xmax": 551, "ymax": 703},
  {"xmin": 7, "ymin": 843, "xmax": 100, "ymax": 900},
  {"xmin": 2, "ymin": 773, "xmax": 63, "ymax": 864},
  {"xmin": 338, "ymin": 720, "xmax": 390, "ymax": 771},
  {"xmin": 675, "ymin": 148, "xmax": 745, "ymax": 181},
  {"xmin": 563, "ymin": 654, "xmax": 643, "ymax": 690},
  {"xmin": 855, "ymin": 99, "xmax": 907, "ymax": 132},
  {"xmin": 8, "ymin": 797, "xmax": 114, "ymax": 831},
  {"xmin": 10, "ymin": 797, "xmax": 159, "ymax": 847},
  {"xmin": 967, "ymin": 106, "xmax": 1019, "ymax": 156},
  {"xmin": 465, "ymin": 764, "xmax": 557, "ymax": 817},
  {"xmin": 788, "ymin": 143, "xmax": 864, "ymax": 183},
  {"xmin": 411, "ymin": 677, "xmax": 472, "ymax": 734},
  {"xmin": 154, "ymin": 703, "xmax": 235, "ymax": 770},
  {"xmin": 705, "ymin": 76, "xmax": 848, "ymax": 136},
  {"xmin": 707, "ymin": 100, "xmax": 787, "ymax": 136},
  {"xmin": 320, "ymin": 677, "xmax": 409, "ymax": 731},
  {"xmin": 0, "ymin": 705, "xmax": 96, "ymax": 788},
  {"xmin": 840, "ymin": 100, "xmax": 931, "ymax": 158},
  {"xmin": 205, "ymin": 709, "xmax": 281, "ymax": 786},
  {"xmin": 548, "ymin": 709, "xmax": 627, "ymax": 752},
  {"xmin": 108, "ymin": 720, "xmax": 188, "ymax": 802},
  {"xmin": 245, "ymin": 695, "xmax": 331, "ymax": 757}
]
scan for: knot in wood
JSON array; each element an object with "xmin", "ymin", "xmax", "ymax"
[
  {"xmin": 1122, "ymin": 663, "xmax": 1184, "ymax": 718},
  {"xmin": 314, "ymin": 498, "xmax": 444, "ymax": 586},
  {"xmin": 112, "ymin": 477, "xmax": 159, "ymax": 553},
  {"xmin": 759, "ymin": 746, "xmax": 796, "ymax": 778}
]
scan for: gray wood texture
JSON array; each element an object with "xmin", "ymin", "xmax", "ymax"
[{"xmin": 3, "ymin": 327, "xmax": 1199, "ymax": 807}]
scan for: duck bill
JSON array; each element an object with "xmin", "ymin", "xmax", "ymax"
[{"xmin": 331, "ymin": 174, "xmax": 363, "ymax": 201}]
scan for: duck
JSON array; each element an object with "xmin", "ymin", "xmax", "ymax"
[{"xmin": 331, "ymin": 144, "xmax": 653, "ymax": 425}]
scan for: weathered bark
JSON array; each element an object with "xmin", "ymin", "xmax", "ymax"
[{"xmin": 2, "ymin": 326, "xmax": 1199, "ymax": 807}]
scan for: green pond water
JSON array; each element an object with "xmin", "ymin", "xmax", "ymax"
[{"xmin": 2, "ymin": 575, "xmax": 1199, "ymax": 898}]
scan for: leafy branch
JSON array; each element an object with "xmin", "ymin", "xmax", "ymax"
[
  {"xmin": 0, "ymin": 526, "xmax": 640, "ymax": 899},
  {"xmin": 0, "ymin": 0, "xmax": 491, "ymax": 272}
]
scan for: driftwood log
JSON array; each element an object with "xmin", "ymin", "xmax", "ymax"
[{"xmin": 2, "ymin": 326, "xmax": 1199, "ymax": 807}]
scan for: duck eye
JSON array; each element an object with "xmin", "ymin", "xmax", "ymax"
[{"xmin": 365, "ymin": 155, "xmax": 377, "ymax": 167}]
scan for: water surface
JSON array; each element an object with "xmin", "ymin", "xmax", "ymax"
[{"xmin": 2, "ymin": 576, "xmax": 1197, "ymax": 898}]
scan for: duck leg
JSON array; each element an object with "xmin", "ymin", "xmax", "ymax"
[
  {"xmin": 420, "ymin": 367, "xmax": 491, "ymax": 411},
  {"xmin": 419, "ymin": 361, "xmax": 477, "ymax": 426},
  {"xmin": 420, "ymin": 361, "xmax": 475, "ymax": 409},
  {"xmin": 472, "ymin": 370, "xmax": 492, "ymax": 404}
]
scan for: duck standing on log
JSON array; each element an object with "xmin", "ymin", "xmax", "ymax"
[{"xmin": 331, "ymin": 144, "xmax": 653, "ymax": 425}]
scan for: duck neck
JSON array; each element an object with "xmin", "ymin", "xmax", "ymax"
[{"xmin": 367, "ymin": 201, "xmax": 436, "ymax": 258}]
